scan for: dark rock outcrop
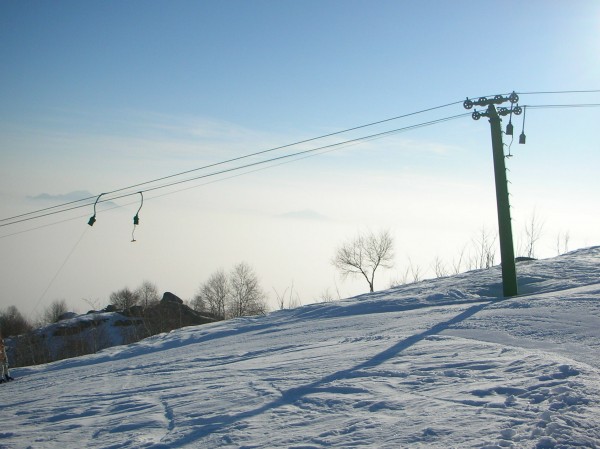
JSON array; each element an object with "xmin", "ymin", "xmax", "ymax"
[
  {"xmin": 7, "ymin": 292, "xmax": 216, "ymax": 368},
  {"xmin": 121, "ymin": 292, "xmax": 216, "ymax": 335},
  {"xmin": 161, "ymin": 292, "xmax": 184, "ymax": 304}
]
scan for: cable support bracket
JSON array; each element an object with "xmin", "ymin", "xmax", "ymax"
[{"xmin": 464, "ymin": 91, "xmax": 521, "ymax": 121}]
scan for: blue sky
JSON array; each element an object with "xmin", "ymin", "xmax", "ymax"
[{"xmin": 1, "ymin": 1, "xmax": 599, "ymax": 316}]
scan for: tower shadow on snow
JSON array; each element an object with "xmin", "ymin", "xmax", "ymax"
[{"xmin": 163, "ymin": 301, "xmax": 490, "ymax": 446}]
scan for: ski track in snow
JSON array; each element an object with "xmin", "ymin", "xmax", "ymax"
[{"xmin": 1, "ymin": 247, "xmax": 599, "ymax": 448}]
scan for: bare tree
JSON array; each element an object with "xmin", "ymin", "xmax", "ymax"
[
  {"xmin": 333, "ymin": 277, "xmax": 342, "ymax": 301},
  {"xmin": 319, "ymin": 288, "xmax": 335, "ymax": 303},
  {"xmin": 42, "ymin": 299, "xmax": 69, "ymax": 324},
  {"xmin": 109, "ymin": 287, "xmax": 139, "ymax": 310},
  {"xmin": 273, "ymin": 282, "xmax": 302, "ymax": 310},
  {"xmin": 432, "ymin": 256, "xmax": 448, "ymax": 278},
  {"xmin": 468, "ymin": 227, "xmax": 497, "ymax": 270},
  {"xmin": 522, "ymin": 211, "xmax": 544, "ymax": 259},
  {"xmin": 0, "ymin": 306, "xmax": 32, "ymax": 337},
  {"xmin": 408, "ymin": 258, "xmax": 422, "ymax": 282},
  {"xmin": 451, "ymin": 245, "xmax": 467, "ymax": 275},
  {"xmin": 390, "ymin": 258, "xmax": 422, "ymax": 287},
  {"xmin": 227, "ymin": 263, "xmax": 268, "ymax": 318},
  {"xmin": 556, "ymin": 231, "xmax": 570, "ymax": 256},
  {"xmin": 136, "ymin": 281, "xmax": 160, "ymax": 309},
  {"xmin": 288, "ymin": 291, "xmax": 302, "ymax": 309},
  {"xmin": 195, "ymin": 270, "xmax": 229, "ymax": 319},
  {"xmin": 273, "ymin": 285, "xmax": 290, "ymax": 311},
  {"xmin": 190, "ymin": 294, "xmax": 207, "ymax": 314},
  {"xmin": 389, "ymin": 266, "xmax": 410, "ymax": 288},
  {"xmin": 332, "ymin": 229, "xmax": 394, "ymax": 293}
]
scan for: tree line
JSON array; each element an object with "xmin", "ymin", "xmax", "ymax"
[
  {"xmin": 191, "ymin": 262, "xmax": 268, "ymax": 319},
  {"xmin": 0, "ymin": 261, "xmax": 269, "ymax": 341},
  {"xmin": 1, "ymin": 215, "xmax": 569, "ymax": 343}
]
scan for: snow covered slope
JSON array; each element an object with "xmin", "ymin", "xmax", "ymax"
[{"xmin": 1, "ymin": 247, "xmax": 599, "ymax": 448}]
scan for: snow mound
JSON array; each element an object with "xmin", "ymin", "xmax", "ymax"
[{"xmin": 1, "ymin": 247, "xmax": 599, "ymax": 448}]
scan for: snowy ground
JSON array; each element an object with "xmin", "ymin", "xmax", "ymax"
[{"xmin": 2, "ymin": 247, "xmax": 600, "ymax": 448}]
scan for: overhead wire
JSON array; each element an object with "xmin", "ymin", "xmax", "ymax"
[
  {"xmin": 0, "ymin": 99, "xmax": 464, "ymax": 224},
  {"xmin": 30, "ymin": 226, "xmax": 90, "ymax": 315},
  {"xmin": 4, "ymin": 89, "xmax": 599, "ymax": 225},
  {"xmin": 1, "ymin": 134, "xmax": 379, "ymax": 239},
  {"xmin": 143, "ymin": 112, "xmax": 471, "ymax": 200},
  {"xmin": 119, "ymin": 112, "xmax": 471, "ymax": 197},
  {"xmin": 2, "ymin": 91, "xmax": 597, "ymax": 230},
  {"xmin": 0, "ymin": 111, "xmax": 471, "ymax": 231},
  {"xmin": 523, "ymin": 103, "xmax": 600, "ymax": 109},
  {"xmin": 1, "ymin": 112, "xmax": 470, "ymax": 228},
  {"xmin": 517, "ymin": 89, "xmax": 600, "ymax": 95}
]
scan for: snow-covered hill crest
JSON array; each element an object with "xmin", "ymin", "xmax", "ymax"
[{"xmin": 1, "ymin": 247, "xmax": 599, "ymax": 448}]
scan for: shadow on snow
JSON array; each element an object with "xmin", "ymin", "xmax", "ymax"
[{"xmin": 159, "ymin": 301, "xmax": 490, "ymax": 447}]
